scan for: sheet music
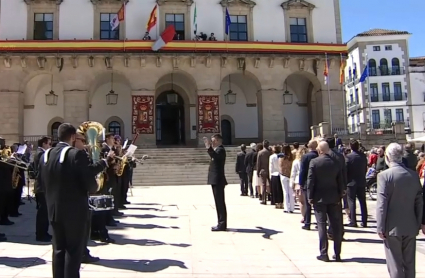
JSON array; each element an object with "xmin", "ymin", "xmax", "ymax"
[
  {"xmin": 17, "ymin": 144, "xmax": 27, "ymax": 155},
  {"xmin": 124, "ymin": 144, "xmax": 137, "ymax": 157},
  {"xmin": 123, "ymin": 139, "xmax": 128, "ymax": 149}
]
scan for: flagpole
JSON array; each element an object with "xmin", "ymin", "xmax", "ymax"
[
  {"xmin": 326, "ymin": 53, "xmax": 333, "ymax": 132},
  {"xmin": 365, "ymin": 53, "xmax": 372, "ymax": 130},
  {"xmin": 341, "ymin": 53, "xmax": 347, "ymax": 132},
  {"xmin": 123, "ymin": 0, "xmax": 126, "ymax": 51}
]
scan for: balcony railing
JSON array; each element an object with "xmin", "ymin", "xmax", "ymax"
[
  {"xmin": 286, "ymin": 131, "xmax": 310, "ymax": 143},
  {"xmin": 370, "ymin": 92, "xmax": 407, "ymax": 102},
  {"xmin": 369, "ymin": 66, "xmax": 405, "ymax": 77},
  {"xmin": 346, "ymin": 100, "xmax": 360, "ymax": 111}
]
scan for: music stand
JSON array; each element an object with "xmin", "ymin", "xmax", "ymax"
[{"xmin": 24, "ymin": 170, "xmax": 36, "ymax": 203}]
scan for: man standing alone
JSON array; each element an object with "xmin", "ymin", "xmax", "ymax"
[
  {"xmin": 204, "ymin": 134, "xmax": 228, "ymax": 232},
  {"xmin": 376, "ymin": 143, "xmax": 423, "ymax": 278}
]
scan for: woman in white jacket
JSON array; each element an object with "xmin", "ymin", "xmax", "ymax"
[{"xmin": 290, "ymin": 147, "xmax": 307, "ymax": 222}]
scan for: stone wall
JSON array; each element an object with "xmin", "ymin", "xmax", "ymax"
[{"xmin": 0, "ymin": 91, "xmax": 24, "ymax": 143}]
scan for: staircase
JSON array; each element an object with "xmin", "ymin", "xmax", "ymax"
[{"xmin": 131, "ymin": 147, "xmax": 242, "ymax": 186}]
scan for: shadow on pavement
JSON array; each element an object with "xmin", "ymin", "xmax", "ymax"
[
  {"xmin": 113, "ymin": 223, "xmax": 180, "ymax": 230},
  {"xmin": 343, "ymin": 238, "xmax": 382, "ymax": 244},
  {"xmin": 94, "ymin": 258, "xmax": 187, "ymax": 272},
  {"xmin": 0, "ymin": 256, "xmax": 47, "ymax": 268},
  {"xmin": 343, "ymin": 257, "xmax": 386, "ymax": 264},
  {"xmin": 107, "ymin": 234, "xmax": 191, "ymax": 247},
  {"xmin": 228, "ymin": 226, "xmax": 282, "ymax": 239}
]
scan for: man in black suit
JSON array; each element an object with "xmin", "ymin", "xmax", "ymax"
[
  {"xmin": 235, "ymin": 144, "xmax": 248, "ymax": 196},
  {"xmin": 34, "ymin": 136, "xmax": 52, "ymax": 242},
  {"xmin": 8, "ymin": 145, "xmax": 26, "ymax": 218},
  {"xmin": 345, "ymin": 139, "xmax": 368, "ymax": 227},
  {"xmin": 204, "ymin": 134, "xmax": 228, "ymax": 232},
  {"xmin": 299, "ymin": 139, "xmax": 318, "ymax": 230},
  {"xmin": 0, "ymin": 144, "xmax": 15, "ymax": 238},
  {"xmin": 244, "ymin": 143, "xmax": 256, "ymax": 198},
  {"xmin": 39, "ymin": 123, "xmax": 105, "ymax": 278},
  {"xmin": 307, "ymin": 141, "xmax": 344, "ymax": 262}
]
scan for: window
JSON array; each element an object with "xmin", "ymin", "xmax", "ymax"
[
  {"xmin": 34, "ymin": 13, "xmax": 53, "ymax": 40},
  {"xmin": 370, "ymin": 83, "xmax": 378, "ymax": 102},
  {"xmin": 380, "ymin": 58, "xmax": 389, "ymax": 76},
  {"xmin": 395, "ymin": 109, "xmax": 404, "ymax": 122},
  {"xmin": 349, "ymin": 88, "xmax": 354, "ymax": 103},
  {"xmin": 228, "ymin": 15, "xmax": 247, "ymax": 41},
  {"xmin": 355, "ymin": 88, "xmax": 359, "ymax": 103},
  {"xmin": 382, "ymin": 83, "xmax": 390, "ymax": 101},
  {"xmin": 51, "ymin": 122, "xmax": 61, "ymax": 142},
  {"xmin": 373, "ymin": 46, "xmax": 380, "ymax": 51},
  {"xmin": 353, "ymin": 63, "xmax": 357, "ymax": 79},
  {"xmin": 108, "ymin": 121, "xmax": 121, "ymax": 136},
  {"xmin": 384, "ymin": 109, "xmax": 392, "ymax": 127},
  {"xmin": 391, "ymin": 58, "xmax": 400, "ymax": 75},
  {"xmin": 394, "ymin": 82, "xmax": 402, "ymax": 101},
  {"xmin": 368, "ymin": 59, "xmax": 377, "ymax": 76},
  {"xmin": 165, "ymin": 14, "xmax": 184, "ymax": 40},
  {"xmin": 385, "ymin": 45, "xmax": 392, "ymax": 51},
  {"xmin": 348, "ymin": 67, "xmax": 352, "ymax": 79},
  {"xmin": 372, "ymin": 110, "xmax": 380, "ymax": 129},
  {"xmin": 99, "ymin": 13, "xmax": 119, "ymax": 40},
  {"xmin": 289, "ymin": 18, "xmax": 307, "ymax": 43}
]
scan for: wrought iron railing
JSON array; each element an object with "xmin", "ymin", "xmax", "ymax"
[{"xmin": 370, "ymin": 92, "xmax": 407, "ymax": 102}]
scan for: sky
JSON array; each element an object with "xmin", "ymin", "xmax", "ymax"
[{"xmin": 340, "ymin": 0, "xmax": 424, "ymax": 58}]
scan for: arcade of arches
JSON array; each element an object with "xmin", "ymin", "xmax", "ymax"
[{"xmin": 2, "ymin": 57, "xmax": 344, "ymax": 146}]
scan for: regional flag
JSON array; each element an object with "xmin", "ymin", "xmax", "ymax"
[
  {"xmin": 339, "ymin": 55, "xmax": 345, "ymax": 85},
  {"xmin": 111, "ymin": 3, "xmax": 125, "ymax": 31},
  {"xmin": 146, "ymin": 5, "xmax": 157, "ymax": 32},
  {"xmin": 324, "ymin": 58, "xmax": 329, "ymax": 85}
]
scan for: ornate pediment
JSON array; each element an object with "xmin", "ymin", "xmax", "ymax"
[
  {"xmin": 156, "ymin": 0, "xmax": 193, "ymax": 6},
  {"xmin": 281, "ymin": 0, "xmax": 315, "ymax": 10},
  {"xmin": 24, "ymin": 0, "xmax": 62, "ymax": 4},
  {"xmin": 220, "ymin": 0, "xmax": 256, "ymax": 8}
]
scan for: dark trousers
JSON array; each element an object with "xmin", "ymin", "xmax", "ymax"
[
  {"xmin": 51, "ymin": 219, "xmax": 87, "ymax": 278},
  {"xmin": 120, "ymin": 175, "xmax": 130, "ymax": 204},
  {"xmin": 314, "ymin": 203, "xmax": 342, "ymax": 256},
  {"xmin": 211, "ymin": 184, "xmax": 227, "ymax": 228},
  {"xmin": 0, "ymin": 191, "xmax": 12, "ymax": 222},
  {"xmin": 260, "ymin": 171, "xmax": 271, "ymax": 203},
  {"xmin": 113, "ymin": 178, "xmax": 121, "ymax": 211},
  {"xmin": 10, "ymin": 185, "xmax": 23, "ymax": 214},
  {"xmin": 303, "ymin": 189, "xmax": 312, "ymax": 226},
  {"xmin": 238, "ymin": 172, "xmax": 248, "ymax": 194},
  {"xmin": 247, "ymin": 170, "xmax": 254, "ymax": 196},
  {"xmin": 92, "ymin": 211, "xmax": 109, "ymax": 238},
  {"xmin": 83, "ymin": 211, "xmax": 92, "ymax": 257},
  {"xmin": 35, "ymin": 193, "xmax": 49, "ymax": 238},
  {"xmin": 347, "ymin": 185, "xmax": 368, "ymax": 226}
]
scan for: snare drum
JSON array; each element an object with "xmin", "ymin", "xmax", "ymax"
[{"xmin": 88, "ymin": 195, "xmax": 114, "ymax": 211}]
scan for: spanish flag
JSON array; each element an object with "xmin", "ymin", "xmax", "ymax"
[
  {"xmin": 146, "ymin": 5, "xmax": 157, "ymax": 32},
  {"xmin": 339, "ymin": 54, "xmax": 346, "ymax": 85}
]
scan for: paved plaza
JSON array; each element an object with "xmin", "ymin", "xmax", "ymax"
[{"xmin": 2, "ymin": 184, "xmax": 425, "ymax": 278}]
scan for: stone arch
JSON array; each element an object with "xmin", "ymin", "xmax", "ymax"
[
  {"xmin": 88, "ymin": 70, "xmax": 132, "ymax": 104},
  {"xmin": 105, "ymin": 116, "xmax": 125, "ymax": 138},
  {"xmin": 22, "ymin": 72, "xmax": 65, "ymax": 106},
  {"xmin": 47, "ymin": 117, "xmax": 64, "ymax": 140},
  {"xmin": 220, "ymin": 114, "xmax": 235, "ymax": 145},
  {"xmin": 220, "ymin": 70, "xmax": 261, "ymax": 103},
  {"xmin": 155, "ymin": 70, "xmax": 198, "ymax": 105}
]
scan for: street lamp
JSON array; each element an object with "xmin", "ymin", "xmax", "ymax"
[
  {"xmin": 45, "ymin": 90, "xmax": 58, "ymax": 106},
  {"xmin": 224, "ymin": 89, "xmax": 236, "ymax": 105},
  {"xmin": 167, "ymin": 93, "xmax": 178, "ymax": 104},
  {"xmin": 282, "ymin": 81, "xmax": 293, "ymax": 105},
  {"xmin": 106, "ymin": 72, "xmax": 118, "ymax": 105}
]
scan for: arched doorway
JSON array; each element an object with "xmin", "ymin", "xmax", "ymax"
[
  {"xmin": 221, "ymin": 119, "xmax": 232, "ymax": 145},
  {"xmin": 108, "ymin": 121, "xmax": 121, "ymax": 136},
  {"xmin": 156, "ymin": 91, "xmax": 185, "ymax": 145},
  {"xmin": 51, "ymin": 122, "xmax": 62, "ymax": 142}
]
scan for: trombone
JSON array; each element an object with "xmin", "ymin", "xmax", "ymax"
[{"xmin": 0, "ymin": 157, "xmax": 29, "ymax": 171}]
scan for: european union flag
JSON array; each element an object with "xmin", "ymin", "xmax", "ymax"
[
  {"xmin": 225, "ymin": 8, "xmax": 231, "ymax": 35},
  {"xmin": 359, "ymin": 65, "xmax": 369, "ymax": 83}
]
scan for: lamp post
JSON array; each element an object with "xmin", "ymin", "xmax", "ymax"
[
  {"xmin": 106, "ymin": 72, "xmax": 118, "ymax": 105},
  {"xmin": 224, "ymin": 74, "xmax": 236, "ymax": 105},
  {"xmin": 283, "ymin": 81, "xmax": 293, "ymax": 105},
  {"xmin": 167, "ymin": 93, "xmax": 178, "ymax": 104},
  {"xmin": 45, "ymin": 74, "xmax": 58, "ymax": 105}
]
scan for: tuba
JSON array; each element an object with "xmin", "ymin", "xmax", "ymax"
[
  {"xmin": 12, "ymin": 162, "xmax": 20, "ymax": 189},
  {"xmin": 77, "ymin": 121, "xmax": 105, "ymax": 192}
]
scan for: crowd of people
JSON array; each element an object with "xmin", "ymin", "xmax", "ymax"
[{"xmin": 234, "ymin": 135, "xmax": 425, "ymax": 277}]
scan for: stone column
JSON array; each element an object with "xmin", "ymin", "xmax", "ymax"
[
  {"xmin": 0, "ymin": 91, "xmax": 23, "ymax": 143},
  {"xmin": 310, "ymin": 125, "xmax": 318, "ymax": 139},
  {"xmin": 197, "ymin": 90, "xmax": 220, "ymax": 146},
  {"xmin": 63, "ymin": 90, "xmax": 89, "ymax": 128},
  {"xmin": 318, "ymin": 122, "xmax": 330, "ymax": 137},
  {"xmin": 131, "ymin": 90, "xmax": 156, "ymax": 147},
  {"xmin": 261, "ymin": 89, "xmax": 285, "ymax": 143}
]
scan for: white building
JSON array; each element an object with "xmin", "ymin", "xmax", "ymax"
[
  {"xmin": 0, "ymin": 0, "xmax": 346, "ymax": 146},
  {"xmin": 344, "ymin": 29, "xmax": 411, "ymax": 134},
  {"xmin": 408, "ymin": 57, "xmax": 425, "ymax": 139}
]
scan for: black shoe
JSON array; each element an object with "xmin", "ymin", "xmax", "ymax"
[
  {"xmin": 332, "ymin": 255, "xmax": 342, "ymax": 262},
  {"xmin": 0, "ymin": 220, "xmax": 14, "ymax": 226},
  {"xmin": 0, "ymin": 236, "xmax": 7, "ymax": 242},
  {"xmin": 123, "ymin": 201, "xmax": 130, "ymax": 205},
  {"xmin": 82, "ymin": 255, "xmax": 100, "ymax": 264},
  {"xmin": 9, "ymin": 213, "xmax": 22, "ymax": 217},
  {"xmin": 211, "ymin": 225, "xmax": 227, "ymax": 232},
  {"xmin": 316, "ymin": 255, "xmax": 330, "ymax": 262},
  {"xmin": 20, "ymin": 201, "xmax": 25, "ymax": 205},
  {"xmin": 36, "ymin": 236, "xmax": 51, "ymax": 242},
  {"xmin": 361, "ymin": 223, "xmax": 367, "ymax": 228},
  {"xmin": 106, "ymin": 221, "xmax": 117, "ymax": 227},
  {"xmin": 100, "ymin": 237, "xmax": 116, "ymax": 244},
  {"xmin": 302, "ymin": 225, "xmax": 311, "ymax": 231},
  {"xmin": 0, "ymin": 233, "xmax": 5, "ymax": 237},
  {"xmin": 345, "ymin": 223, "xmax": 358, "ymax": 227},
  {"xmin": 118, "ymin": 206, "xmax": 127, "ymax": 210},
  {"xmin": 112, "ymin": 211, "xmax": 124, "ymax": 217}
]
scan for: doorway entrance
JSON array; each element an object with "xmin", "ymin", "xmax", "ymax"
[
  {"xmin": 221, "ymin": 119, "xmax": 232, "ymax": 145},
  {"xmin": 156, "ymin": 91, "xmax": 185, "ymax": 145}
]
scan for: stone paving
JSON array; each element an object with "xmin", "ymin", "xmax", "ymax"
[{"xmin": 2, "ymin": 185, "xmax": 425, "ymax": 278}]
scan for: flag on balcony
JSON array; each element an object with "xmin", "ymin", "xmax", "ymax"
[
  {"xmin": 111, "ymin": 2, "xmax": 126, "ymax": 31},
  {"xmin": 359, "ymin": 65, "xmax": 369, "ymax": 83},
  {"xmin": 193, "ymin": 3, "xmax": 198, "ymax": 35},
  {"xmin": 339, "ymin": 54, "xmax": 345, "ymax": 85},
  {"xmin": 324, "ymin": 56, "xmax": 329, "ymax": 85},
  {"xmin": 146, "ymin": 5, "xmax": 157, "ymax": 32},
  {"xmin": 225, "ymin": 8, "xmax": 231, "ymax": 35},
  {"xmin": 152, "ymin": 25, "xmax": 176, "ymax": 51}
]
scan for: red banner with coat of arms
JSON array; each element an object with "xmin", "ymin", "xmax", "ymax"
[
  {"xmin": 198, "ymin": 96, "xmax": 220, "ymax": 133},
  {"xmin": 132, "ymin": 96, "xmax": 154, "ymax": 134}
]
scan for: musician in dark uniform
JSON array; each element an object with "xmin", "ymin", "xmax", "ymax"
[
  {"xmin": 203, "ymin": 134, "xmax": 228, "ymax": 232},
  {"xmin": 119, "ymin": 145, "xmax": 136, "ymax": 208},
  {"xmin": 38, "ymin": 123, "xmax": 105, "ymax": 278},
  {"xmin": 34, "ymin": 136, "xmax": 52, "ymax": 242},
  {"xmin": 8, "ymin": 145, "xmax": 26, "ymax": 217},
  {"xmin": 113, "ymin": 135, "xmax": 126, "ymax": 210},
  {"xmin": 0, "ymin": 143, "xmax": 15, "ymax": 233}
]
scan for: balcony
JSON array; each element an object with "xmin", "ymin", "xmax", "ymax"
[
  {"xmin": 346, "ymin": 100, "xmax": 360, "ymax": 112},
  {"xmin": 371, "ymin": 122, "xmax": 394, "ymax": 134},
  {"xmin": 369, "ymin": 67, "xmax": 405, "ymax": 77},
  {"xmin": 344, "ymin": 77, "xmax": 358, "ymax": 88},
  {"xmin": 370, "ymin": 92, "xmax": 407, "ymax": 102}
]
